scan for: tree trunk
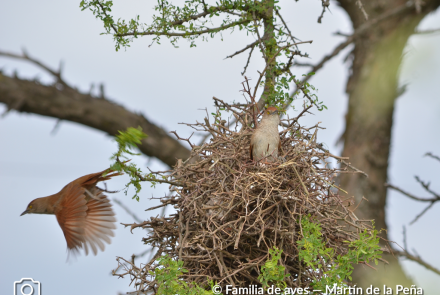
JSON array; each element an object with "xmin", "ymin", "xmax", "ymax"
[{"xmin": 337, "ymin": 0, "xmax": 440, "ymax": 289}]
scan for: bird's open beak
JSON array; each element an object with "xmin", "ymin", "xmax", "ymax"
[{"xmin": 20, "ymin": 210, "xmax": 28, "ymax": 216}]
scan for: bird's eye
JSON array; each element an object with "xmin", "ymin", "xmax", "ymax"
[{"xmin": 28, "ymin": 205, "xmax": 33, "ymax": 209}]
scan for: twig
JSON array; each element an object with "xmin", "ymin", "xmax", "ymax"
[
  {"xmin": 393, "ymin": 249, "xmax": 440, "ymax": 276},
  {"xmin": 241, "ymin": 46, "xmax": 255, "ymax": 76},
  {"xmin": 386, "ymin": 178, "xmax": 440, "ymax": 224},
  {"xmin": 355, "ymin": 0, "xmax": 369, "ymax": 21},
  {"xmin": 425, "ymin": 152, "xmax": 440, "ymax": 162},
  {"xmin": 409, "ymin": 203, "xmax": 435, "ymax": 225},
  {"xmin": 402, "ymin": 225, "xmax": 408, "ymax": 252},
  {"xmin": 0, "ymin": 49, "xmax": 69, "ymax": 88},
  {"xmin": 225, "ymin": 41, "xmax": 258, "ymax": 59},
  {"xmin": 317, "ymin": 0, "xmax": 330, "ymax": 24},
  {"xmin": 385, "ymin": 183, "xmax": 440, "ymax": 203}
]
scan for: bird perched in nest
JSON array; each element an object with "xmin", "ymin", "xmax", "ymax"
[
  {"xmin": 250, "ymin": 106, "xmax": 281, "ymax": 162},
  {"xmin": 20, "ymin": 168, "xmax": 121, "ymax": 256}
]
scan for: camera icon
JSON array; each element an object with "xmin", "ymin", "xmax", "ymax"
[{"xmin": 14, "ymin": 278, "xmax": 41, "ymax": 295}]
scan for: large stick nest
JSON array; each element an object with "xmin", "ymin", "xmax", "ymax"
[{"xmin": 116, "ymin": 98, "xmax": 372, "ymax": 293}]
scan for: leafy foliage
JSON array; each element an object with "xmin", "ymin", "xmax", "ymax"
[
  {"xmin": 149, "ymin": 249, "xmax": 290, "ymax": 295},
  {"xmin": 151, "ymin": 255, "xmax": 215, "ymax": 295},
  {"xmin": 110, "ymin": 126, "xmax": 164, "ymax": 201},
  {"xmin": 80, "ymin": 0, "xmax": 327, "ymax": 109},
  {"xmin": 297, "ymin": 215, "xmax": 382, "ymax": 290},
  {"xmin": 148, "ymin": 231, "xmax": 381, "ymax": 295},
  {"xmin": 112, "ymin": 126, "xmax": 147, "ymax": 159},
  {"xmin": 258, "ymin": 247, "xmax": 290, "ymax": 289}
]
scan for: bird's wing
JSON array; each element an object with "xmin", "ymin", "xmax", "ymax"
[
  {"xmin": 72, "ymin": 168, "xmax": 123, "ymax": 187},
  {"xmin": 55, "ymin": 185, "xmax": 116, "ymax": 256},
  {"xmin": 55, "ymin": 185, "xmax": 88, "ymax": 256},
  {"xmin": 82, "ymin": 189, "xmax": 116, "ymax": 255}
]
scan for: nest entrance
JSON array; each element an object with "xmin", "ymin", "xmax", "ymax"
[{"xmin": 118, "ymin": 99, "xmax": 372, "ymax": 293}]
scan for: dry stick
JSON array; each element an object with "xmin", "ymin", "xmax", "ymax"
[
  {"xmin": 292, "ymin": 164, "xmax": 310, "ymax": 199},
  {"xmin": 316, "ymin": 145, "xmax": 368, "ymax": 177},
  {"xmin": 243, "ymin": 76, "xmax": 260, "ymax": 127},
  {"xmin": 218, "ymin": 256, "xmax": 268, "ymax": 284}
]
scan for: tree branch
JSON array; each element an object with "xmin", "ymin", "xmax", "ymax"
[
  {"xmin": 385, "ymin": 173, "xmax": 440, "ymax": 224},
  {"xmin": 225, "ymin": 40, "xmax": 258, "ymax": 59},
  {"xmin": 385, "ymin": 183, "xmax": 440, "ymax": 203},
  {"xmin": 425, "ymin": 152, "xmax": 440, "ymax": 162},
  {"xmin": 117, "ymin": 20, "xmax": 250, "ymax": 38},
  {"xmin": 393, "ymin": 249, "xmax": 440, "ymax": 276},
  {"xmin": 0, "ymin": 52, "xmax": 190, "ymax": 167},
  {"xmin": 414, "ymin": 27, "xmax": 440, "ymax": 34}
]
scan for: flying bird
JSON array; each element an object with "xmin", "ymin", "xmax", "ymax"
[
  {"xmin": 250, "ymin": 106, "xmax": 281, "ymax": 162},
  {"xmin": 20, "ymin": 168, "xmax": 121, "ymax": 256}
]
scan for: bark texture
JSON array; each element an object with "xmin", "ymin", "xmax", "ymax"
[
  {"xmin": 337, "ymin": 0, "xmax": 440, "ymax": 289},
  {"xmin": 0, "ymin": 73, "xmax": 190, "ymax": 167}
]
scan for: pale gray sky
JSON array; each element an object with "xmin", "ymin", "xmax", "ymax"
[{"xmin": 0, "ymin": 0, "xmax": 439, "ymax": 294}]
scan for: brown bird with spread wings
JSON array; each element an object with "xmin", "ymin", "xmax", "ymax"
[
  {"xmin": 250, "ymin": 106, "xmax": 281, "ymax": 162},
  {"xmin": 20, "ymin": 168, "xmax": 121, "ymax": 256}
]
